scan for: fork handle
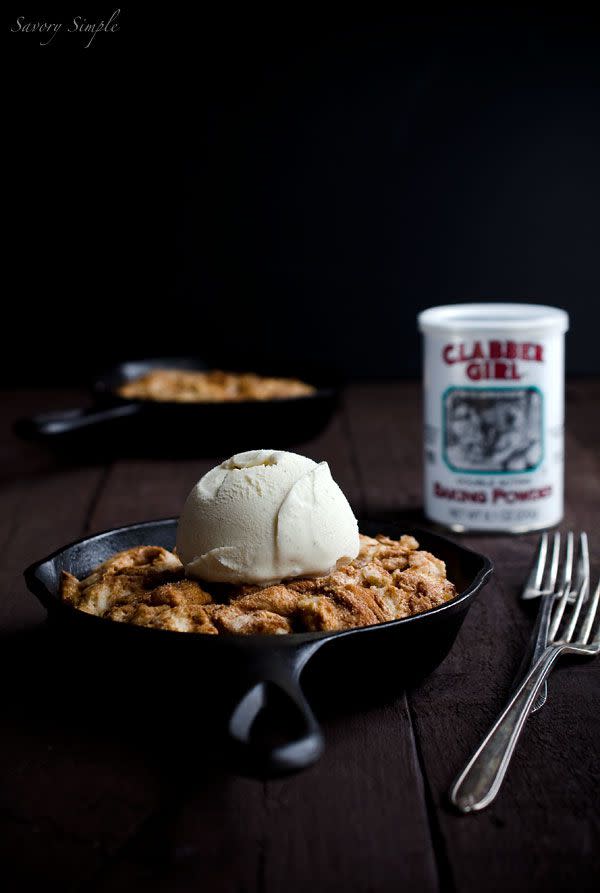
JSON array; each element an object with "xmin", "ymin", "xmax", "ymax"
[
  {"xmin": 511, "ymin": 592, "xmax": 554, "ymax": 713},
  {"xmin": 450, "ymin": 645, "xmax": 562, "ymax": 812}
]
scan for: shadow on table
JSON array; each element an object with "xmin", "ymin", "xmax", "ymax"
[
  {"xmin": 0, "ymin": 622, "xmax": 424, "ymax": 782},
  {"xmin": 1, "ymin": 624, "xmax": 233, "ymax": 773}
]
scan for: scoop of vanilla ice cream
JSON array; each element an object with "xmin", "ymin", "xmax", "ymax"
[{"xmin": 176, "ymin": 449, "xmax": 359, "ymax": 584}]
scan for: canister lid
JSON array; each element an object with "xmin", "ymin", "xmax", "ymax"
[{"xmin": 418, "ymin": 303, "xmax": 569, "ymax": 334}]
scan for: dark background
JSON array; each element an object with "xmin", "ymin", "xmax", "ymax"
[{"xmin": 6, "ymin": 7, "xmax": 600, "ymax": 384}]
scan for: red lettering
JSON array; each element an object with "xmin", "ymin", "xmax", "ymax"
[
  {"xmin": 465, "ymin": 360, "xmax": 522, "ymax": 380},
  {"xmin": 443, "ymin": 344, "xmax": 456, "ymax": 364},
  {"xmin": 441, "ymin": 341, "xmax": 544, "ymax": 368},
  {"xmin": 434, "ymin": 482, "xmax": 487, "ymax": 503},
  {"xmin": 492, "ymin": 486, "xmax": 552, "ymax": 504}
]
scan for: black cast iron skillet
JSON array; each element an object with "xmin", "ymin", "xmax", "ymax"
[
  {"xmin": 15, "ymin": 357, "xmax": 338, "ymax": 451},
  {"xmin": 24, "ymin": 519, "xmax": 492, "ymax": 774}
]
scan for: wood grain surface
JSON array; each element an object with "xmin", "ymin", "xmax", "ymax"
[{"xmin": 1, "ymin": 382, "xmax": 598, "ymax": 893}]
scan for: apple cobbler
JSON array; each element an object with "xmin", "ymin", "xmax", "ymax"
[
  {"xmin": 117, "ymin": 369, "xmax": 316, "ymax": 403},
  {"xmin": 59, "ymin": 534, "xmax": 456, "ymax": 635}
]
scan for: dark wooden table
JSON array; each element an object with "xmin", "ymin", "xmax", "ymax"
[{"xmin": 1, "ymin": 382, "xmax": 599, "ymax": 893}]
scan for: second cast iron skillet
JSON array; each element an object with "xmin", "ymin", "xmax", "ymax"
[
  {"xmin": 15, "ymin": 357, "xmax": 338, "ymax": 452},
  {"xmin": 25, "ymin": 519, "xmax": 492, "ymax": 774}
]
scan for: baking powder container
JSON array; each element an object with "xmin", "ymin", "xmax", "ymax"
[{"xmin": 418, "ymin": 303, "xmax": 569, "ymax": 533}]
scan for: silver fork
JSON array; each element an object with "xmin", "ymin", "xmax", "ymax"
[
  {"xmin": 514, "ymin": 531, "xmax": 590, "ymax": 712},
  {"xmin": 450, "ymin": 569, "xmax": 599, "ymax": 813}
]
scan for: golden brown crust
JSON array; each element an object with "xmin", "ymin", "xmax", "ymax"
[
  {"xmin": 106, "ymin": 602, "xmax": 218, "ymax": 634},
  {"xmin": 117, "ymin": 369, "xmax": 315, "ymax": 403},
  {"xmin": 149, "ymin": 579, "xmax": 213, "ymax": 607},
  {"xmin": 79, "ymin": 546, "xmax": 183, "ymax": 589},
  {"xmin": 203, "ymin": 604, "xmax": 292, "ymax": 635},
  {"xmin": 229, "ymin": 585, "xmax": 302, "ymax": 616},
  {"xmin": 59, "ymin": 533, "xmax": 456, "ymax": 635},
  {"xmin": 60, "ymin": 571, "xmax": 80, "ymax": 607}
]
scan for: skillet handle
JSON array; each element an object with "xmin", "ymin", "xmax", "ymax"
[
  {"xmin": 14, "ymin": 403, "xmax": 142, "ymax": 439},
  {"xmin": 227, "ymin": 660, "xmax": 324, "ymax": 775}
]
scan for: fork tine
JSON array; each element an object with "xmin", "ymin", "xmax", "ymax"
[
  {"xmin": 522, "ymin": 532, "xmax": 548, "ymax": 598},
  {"xmin": 562, "ymin": 536, "xmax": 590, "ymax": 643},
  {"xmin": 558, "ymin": 531, "xmax": 574, "ymax": 597},
  {"xmin": 541, "ymin": 531, "xmax": 561, "ymax": 593},
  {"xmin": 579, "ymin": 577, "xmax": 600, "ymax": 645},
  {"xmin": 549, "ymin": 533, "xmax": 583, "ymax": 640},
  {"xmin": 572, "ymin": 532, "xmax": 590, "ymax": 603}
]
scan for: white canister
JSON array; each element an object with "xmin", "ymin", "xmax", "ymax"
[{"xmin": 418, "ymin": 303, "xmax": 569, "ymax": 533}]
